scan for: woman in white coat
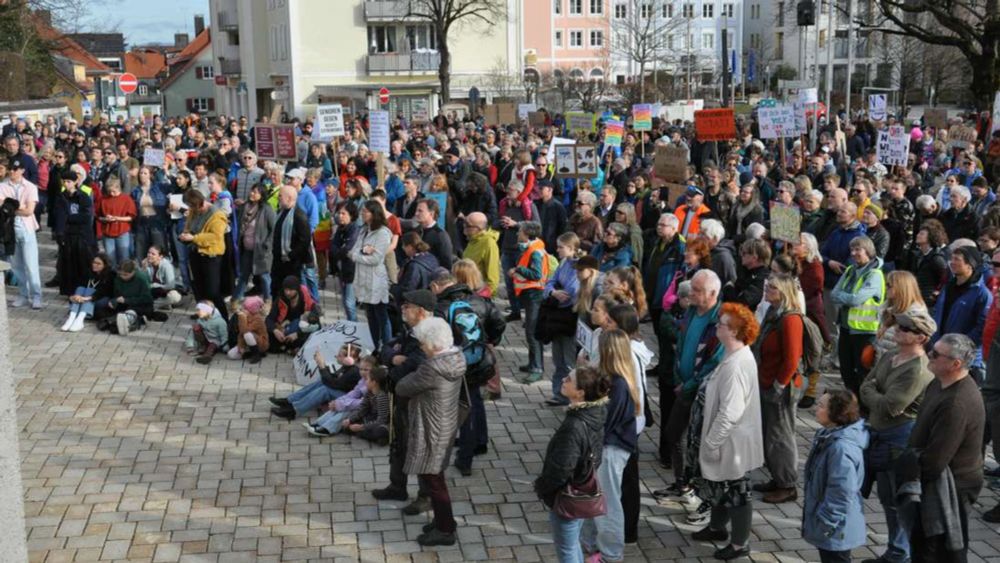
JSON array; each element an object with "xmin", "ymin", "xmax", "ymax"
[
  {"xmin": 348, "ymin": 200, "xmax": 392, "ymax": 349},
  {"xmin": 683, "ymin": 302, "xmax": 764, "ymax": 561}
]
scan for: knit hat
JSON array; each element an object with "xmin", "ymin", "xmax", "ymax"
[
  {"xmin": 895, "ymin": 310, "xmax": 937, "ymax": 338},
  {"xmin": 865, "ymin": 203, "xmax": 884, "ymax": 220},
  {"xmin": 243, "ymin": 296, "xmax": 264, "ymax": 315},
  {"xmin": 283, "ymin": 275, "xmax": 301, "ymax": 290},
  {"xmin": 952, "ymin": 245, "xmax": 982, "ymax": 272},
  {"xmin": 446, "ymin": 145, "xmax": 461, "ymax": 158}
]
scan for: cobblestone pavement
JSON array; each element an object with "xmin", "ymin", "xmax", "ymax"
[{"xmin": 11, "ymin": 230, "xmax": 1000, "ymax": 562}]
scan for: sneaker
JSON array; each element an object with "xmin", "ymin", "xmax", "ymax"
[
  {"xmin": 652, "ymin": 483, "xmax": 687, "ymax": 501},
  {"xmin": 116, "ymin": 312, "xmax": 131, "ymax": 336},
  {"xmin": 421, "ymin": 522, "xmax": 436, "ymax": 534},
  {"xmin": 677, "ymin": 488, "xmax": 701, "ymax": 508},
  {"xmin": 521, "ymin": 371, "xmax": 543, "ymax": 384},
  {"xmin": 416, "ymin": 528, "xmax": 455, "ymax": 547},
  {"xmin": 692, "ymin": 526, "xmax": 729, "ymax": 542},
  {"xmin": 303, "ymin": 423, "xmax": 331, "ymax": 437},
  {"xmin": 269, "ymin": 397, "xmax": 292, "ymax": 409},
  {"xmin": 31, "ymin": 299, "xmax": 44, "ymax": 310},
  {"xmin": 9, "ymin": 296, "xmax": 27, "ymax": 308},
  {"xmin": 518, "ymin": 364, "xmax": 532, "ymax": 373},
  {"xmin": 686, "ymin": 501, "xmax": 710, "ymax": 525},
  {"xmin": 371, "ymin": 487, "xmax": 408, "ymax": 501},
  {"xmin": 713, "ymin": 544, "xmax": 750, "ymax": 560},
  {"xmin": 402, "ymin": 496, "xmax": 430, "ymax": 515}
]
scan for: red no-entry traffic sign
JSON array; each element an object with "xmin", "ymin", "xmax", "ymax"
[
  {"xmin": 119, "ymin": 73, "xmax": 138, "ymax": 94},
  {"xmin": 378, "ymin": 87, "xmax": 390, "ymax": 105}
]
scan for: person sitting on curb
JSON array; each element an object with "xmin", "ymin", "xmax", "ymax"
[
  {"xmin": 142, "ymin": 244, "xmax": 184, "ymax": 312},
  {"xmin": 266, "ymin": 275, "xmax": 322, "ymax": 354}
]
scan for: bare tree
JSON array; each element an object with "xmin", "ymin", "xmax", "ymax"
[
  {"xmin": 484, "ymin": 56, "xmax": 522, "ymax": 102},
  {"xmin": 610, "ymin": 0, "xmax": 685, "ymax": 102},
  {"xmin": 407, "ymin": 0, "xmax": 506, "ymax": 106}
]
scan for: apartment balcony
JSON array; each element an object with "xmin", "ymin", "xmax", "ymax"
[
  {"xmin": 220, "ymin": 59, "xmax": 242, "ymax": 76},
  {"xmin": 216, "ymin": 10, "xmax": 238, "ymax": 31},
  {"xmin": 366, "ymin": 52, "xmax": 440, "ymax": 74},
  {"xmin": 364, "ymin": 1, "xmax": 427, "ymax": 20}
]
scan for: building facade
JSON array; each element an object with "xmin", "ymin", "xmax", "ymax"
[{"xmin": 161, "ymin": 30, "xmax": 217, "ymax": 118}]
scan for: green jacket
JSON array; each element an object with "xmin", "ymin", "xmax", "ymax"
[
  {"xmin": 462, "ymin": 228, "xmax": 501, "ymax": 295},
  {"xmin": 113, "ymin": 271, "xmax": 154, "ymax": 308}
]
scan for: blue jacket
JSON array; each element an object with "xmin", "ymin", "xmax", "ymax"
[
  {"xmin": 820, "ymin": 221, "xmax": 866, "ymax": 288},
  {"xmin": 603, "ymin": 375, "xmax": 637, "ymax": 454},
  {"xmin": 296, "ymin": 188, "xmax": 319, "ymax": 232},
  {"xmin": 932, "ymin": 271, "xmax": 993, "ymax": 368},
  {"xmin": 131, "ymin": 182, "xmax": 169, "ymax": 223},
  {"xmin": 591, "ymin": 242, "xmax": 633, "ymax": 273},
  {"xmin": 543, "ymin": 257, "xmax": 580, "ymax": 308},
  {"xmin": 802, "ymin": 419, "xmax": 869, "ymax": 551},
  {"xmin": 384, "ymin": 175, "xmax": 405, "ymax": 208}
]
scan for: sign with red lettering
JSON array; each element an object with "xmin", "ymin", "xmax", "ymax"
[
  {"xmin": 694, "ymin": 108, "xmax": 736, "ymax": 141},
  {"xmin": 254, "ymin": 123, "xmax": 276, "ymax": 159}
]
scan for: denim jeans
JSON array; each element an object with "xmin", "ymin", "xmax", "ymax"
[
  {"xmin": 501, "ymin": 250, "xmax": 520, "ymax": 314},
  {"xmin": 520, "ymin": 289, "xmax": 544, "ymax": 373},
  {"xmin": 11, "ymin": 222, "xmax": 41, "ymax": 302},
  {"xmin": 339, "ymin": 280, "xmax": 357, "ymax": 321},
  {"xmin": 314, "ymin": 409, "xmax": 349, "ymax": 434},
  {"xmin": 581, "ymin": 444, "xmax": 630, "ymax": 561},
  {"xmin": 170, "ymin": 219, "xmax": 191, "ymax": 290},
  {"xmin": 69, "ymin": 287, "xmax": 96, "ymax": 316},
  {"xmin": 234, "ymin": 250, "xmax": 272, "ymax": 299},
  {"xmin": 103, "ymin": 232, "xmax": 132, "ymax": 267},
  {"xmin": 455, "ymin": 384, "xmax": 487, "ymax": 469},
  {"xmin": 301, "ymin": 265, "xmax": 320, "ymax": 302},
  {"xmin": 549, "ymin": 511, "xmax": 585, "ymax": 563},
  {"xmin": 287, "ymin": 380, "xmax": 345, "ymax": 415},
  {"xmin": 551, "ymin": 334, "xmax": 577, "ymax": 403},
  {"xmin": 876, "ymin": 469, "xmax": 911, "ymax": 562}
]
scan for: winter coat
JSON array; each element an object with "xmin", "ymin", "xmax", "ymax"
[
  {"xmin": 329, "ymin": 222, "xmax": 360, "ymax": 284},
  {"xmin": 698, "ymin": 346, "xmax": 764, "ymax": 481},
  {"xmin": 931, "ymin": 271, "xmax": 993, "ymax": 369},
  {"xmin": 462, "ymin": 229, "xmax": 501, "ymax": 295},
  {"xmin": 533, "ymin": 398, "xmax": 608, "ymax": 508},
  {"xmin": 801, "ymin": 420, "xmax": 869, "ymax": 551},
  {"xmin": 908, "ymin": 246, "xmax": 949, "ymax": 308},
  {"xmin": 433, "ymin": 283, "xmax": 506, "ymax": 345},
  {"xmin": 396, "ymin": 346, "xmax": 467, "ymax": 475},
  {"xmin": 591, "ymin": 242, "xmax": 633, "ymax": 273},
  {"xmin": 710, "ymin": 240, "xmax": 738, "ymax": 288},
  {"xmin": 189, "ymin": 309, "xmax": 228, "ymax": 347},
  {"xmin": 238, "ymin": 203, "xmax": 276, "ymax": 275},
  {"xmin": 419, "ymin": 223, "xmax": 454, "ymax": 269},
  {"xmin": 392, "ymin": 252, "xmax": 439, "ymax": 303},
  {"xmin": 821, "ymin": 221, "xmax": 866, "ymax": 288},
  {"xmin": 940, "ymin": 204, "xmax": 980, "ymax": 243},
  {"xmin": 113, "ymin": 270, "xmax": 153, "ymax": 309},
  {"xmin": 644, "ymin": 234, "xmax": 685, "ymax": 312},
  {"xmin": 348, "ymin": 225, "xmax": 391, "ymax": 305},
  {"xmin": 675, "ymin": 301, "xmax": 724, "ymax": 397}
]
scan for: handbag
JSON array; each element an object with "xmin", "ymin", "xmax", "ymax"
[{"xmin": 553, "ymin": 451, "xmax": 607, "ymax": 519}]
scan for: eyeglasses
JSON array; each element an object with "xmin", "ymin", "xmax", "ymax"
[
  {"xmin": 928, "ymin": 349, "xmax": 954, "ymax": 360},
  {"xmin": 775, "ymin": 188, "xmax": 788, "ymax": 194},
  {"xmin": 898, "ymin": 324, "xmax": 919, "ymax": 334},
  {"xmin": 103, "ymin": 151, "xmax": 113, "ymax": 156}
]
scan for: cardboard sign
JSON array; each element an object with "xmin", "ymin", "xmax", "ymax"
[
  {"xmin": 368, "ymin": 110, "xmax": 391, "ymax": 153},
  {"xmin": 632, "ymin": 104, "xmax": 652, "ymax": 131},
  {"xmin": 528, "ymin": 111, "xmax": 546, "ymax": 127},
  {"xmin": 769, "ymin": 202, "xmax": 801, "ymax": 243},
  {"xmin": 142, "ymin": 147, "xmax": 165, "ymax": 167},
  {"xmin": 497, "ymin": 103, "xmax": 517, "ymax": 125},
  {"xmin": 869, "ymin": 94, "xmax": 887, "ymax": 121},
  {"xmin": 604, "ymin": 119, "xmax": 625, "ymax": 147},
  {"xmin": 518, "ymin": 103, "xmax": 537, "ymax": 120},
  {"xmin": 924, "ymin": 107, "xmax": 948, "ymax": 130},
  {"xmin": 316, "ymin": 104, "xmax": 345, "ymax": 139},
  {"xmin": 254, "ymin": 123, "xmax": 296, "ymax": 160},
  {"xmin": 694, "ymin": 109, "xmax": 736, "ymax": 141},
  {"xmin": 948, "ymin": 124, "xmax": 977, "ymax": 149},
  {"xmin": 758, "ymin": 104, "xmax": 800, "ymax": 139},
  {"xmin": 877, "ymin": 125, "xmax": 909, "ymax": 166},
  {"xmin": 567, "ymin": 112, "xmax": 596, "ymax": 134},
  {"xmin": 554, "ymin": 144, "xmax": 598, "ymax": 178},
  {"xmin": 482, "ymin": 104, "xmax": 500, "ymax": 126},
  {"xmin": 293, "ymin": 321, "xmax": 376, "ymax": 386},
  {"xmin": 654, "ymin": 145, "xmax": 688, "ymax": 183}
]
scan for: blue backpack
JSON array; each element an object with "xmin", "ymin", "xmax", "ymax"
[{"xmin": 447, "ymin": 300, "xmax": 495, "ymax": 386}]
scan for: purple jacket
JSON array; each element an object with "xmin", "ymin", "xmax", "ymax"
[{"xmin": 332, "ymin": 377, "xmax": 368, "ymax": 412}]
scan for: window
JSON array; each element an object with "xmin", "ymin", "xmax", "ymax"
[
  {"xmin": 570, "ymin": 30, "xmax": 583, "ymax": 47},
  {"xmin": 614, "ymin": 3, "xmax": 626, "ymax": 18},
  {"xmin": 406, "ymin": 25, "xmax": 437, "ymax": 50},
  {"xmin": 722, "ymin": 3, "xmax": 734, "ymax": 17},
  {"xmin": 569, "ymin": 0, "xmax": 582, "ymax": 14},
  {"xmin": 750, "ymin": 33, "xmax": 760, "ymax": 49},
  {"xmin": 589, "ymin": 0, "xmax": 603, "ymax": 14},
  {"xmin": 554, "ymin": 0, "xmax": 561, "ymax": 14},
  {"xmin": 570, "ymin": 68, "xmax": 585, "ymax": 80},
  {"xmin": 589, "ymin": 68, "xmax": 604, "ymax": 80},
  {"xmin": 819, "ymin": 30, "xmax": 826, "ymax": 48},
  {"xmin": 191, "ymin": 98, "xmax": 211, "ymax": 112},
  {"xmin": 590, "ymin": 29, "xmax": 604, "ymax": 47},
  {"xmin": 663, "ymin": 3, "xmax": 673, "ymax": 17},
  {"xmin": 138, "ymin": 84, "xmax": 148, "ymax": 96},
  {"xmin": 616, "ymin": 74, "xmax": 626, "ymax": 85},
  {"xmin": 668, "ymin": 34, "xmax": 674, "ymax": 49},
  {"xmin": 199, "ymin": 65, "xmax": 215, "ymax": 79},
  {"xmin": 703, "ymin": 3, "xmax": 713, "ymax": 17},
  {"xmin": 279, "ymin": 24, "xmax": 288, "ymax": 60},
  {"xmin": 270, "ymin": 25, "xmax": 278, "ymax": 60},
  {"xmin": 368, "ymin": 25, "xmax": 397, "ymax": 53},
  {"xmin": 727, "ymin": 30, "xmax": 734, "ymax": 47},
  {"xmin": 682, "ymin": 3, "xmax": 694, "ymax": 17},
  {"xmin": 702, "ymin": 31, "xmax": 714, "ymax": 49},
  {"xmin": 775, "ymin": 32, "xmax": 784, "ymax": 59},
  {"xmin": 777, "ymin": 2, "xmax": 784, "ymax": 26},
  {"xmin": 640, "ymin": 2, "xmax": 652, "ymax": 18},
  {"xmin": 555, "ymin": 30, "xmax": 563, "ymax": 46}
]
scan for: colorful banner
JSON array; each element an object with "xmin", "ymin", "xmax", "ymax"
[
  {"xmin": 567, "ymin": 112, "xmax": 597, "ymax": 134},
  {"xmin": 632, "ymin": 104, "xmax": 652, "ymax": 131},
  {"xmin": 604, "ymin": 119, "xmax": 625, "ymax": 147},
  {"xmin": 694, "ymin": 109, "xmax": 736, "ymax": 141}
]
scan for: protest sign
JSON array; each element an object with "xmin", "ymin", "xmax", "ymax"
[
  {"xmin": 567, "ymin": 112, "xmax": 596, "ymax": 134},
  {"xmin": 254, "ymin": 123, "xmax": 297, "ymax": 160},
  {"xmin": 660, "ymin": 99, "xmax": 704, "ymax": 123},
  {"xmin": 528, "ymin": 111, "xmax": 546, "ymax": 127},
  {"xmin": 758, "ymin": 104, "xmax": 800, "ymax": 139},
  {"xmin": 797, "ymin": 87, "xmax": 818, "ymax": 104},
  {"xmin": 576, "ymin": 320, "xmax": 594, "ymax": 358},
  {"xmin": 274, "ymin": 125, "xmax": 297, "ymax": 160},
  {"xmin": 869, "ymin": 94, "xmax": 887, "ymax": 121},
  {"xmin": 316, "ymin": 104, "xmax": 345, "ymax": 139},
  {"xmin": 604, "ymin": 119, "xmax": 625, "ymax": 147},
  {"xmin": 924, "ymin": 107, "xmax": 948, "ymax": 130},
  {"xmin": 368, "ymin": 110, "xmax": 391, "ymax": 154},
  {"xmin": 254, "ymin": 123, "xmax": 276, "ymax": 159},
  {"xmin": 483, "ymin": 105, "xmax": 500, "ymax": 126},
  {"xmin": 142, "ymin": 147, "xmax": 165, "ymax": 167},
  {"xmin": 168, "ymin": 194, "xmax": 187, "ymax": 220},
  {"xmin": 497, "ymin": 103, "xmax": 517, "ymax": 124},
  {"xmin": 411, "ymin": 98, "xmax": 429, "ymax": 123},
  {"xmin": 769, "ymin": 202, "xmax": 802, "ymax": 243},
  {"xmin": 518, "ymin": 103, "xmax": 537, "ymax": 120},
  {"xmin": 877, "ymin": 125, "xmax": 909, "ymax": 166},
  {"xmin": 554, "ymin": 145, "xmax": 576, "ymax": 176},
  {"xmin": 694, "ymin": 109, "xmax": 736, "ymax": 141},
  {"xmin": 555, "ymin": 144, "xmax": 597, "ymax": 178},
  {"xmin": 293, "ymin": 321, "xmax": 375, "ymax": 386},
  {"xmin": 632, "ymin": 104, "xmax": 652, "ymax": 131},
  {"xmin": 948, "ymin": 124, "xmax": 978, "ymax": 149},
  {"xmin": 654, "ymin": 145, "xmax": 688, "ymax": 183}
]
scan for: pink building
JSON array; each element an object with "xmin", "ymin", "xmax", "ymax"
[{"xmin": 524, "ymin": 0, "xmax": 611, "ymax": 83}]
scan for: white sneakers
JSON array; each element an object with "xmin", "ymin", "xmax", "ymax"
[
  {"xmin": 68, "ymin": 313, "xmax": 85, "ymax": 332},
  {"xmin": 60, "ymin": 313, "xmax": 76, "ymax": 331}
]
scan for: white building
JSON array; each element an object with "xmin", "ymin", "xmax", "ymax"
[{"xmin": 208, "ymin": 0, "xmax": 523, "ymax": 122}]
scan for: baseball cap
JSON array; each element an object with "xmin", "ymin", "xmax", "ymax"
[
  {"xmin": 285, "ymin": 167, "xmax": 306, "ymax": 180},
  {"xmin": 402, "ymin": 289, "xmax": 436, "ymax": 312}
]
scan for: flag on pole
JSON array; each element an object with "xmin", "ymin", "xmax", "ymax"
[
  {"xmin": 731, "ymin": 49, "xmax": 741, "ymax": 83},
  {"xmin": 747, "ymin": 50, "xmax": 756, "ymax": 83}
]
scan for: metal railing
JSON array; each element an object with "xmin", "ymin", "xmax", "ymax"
[
  {"xmin": 364, "ymin": 1, "xmax": 427, "ymax": 19},
  {"xmin": 366, "ymin": 51, "xmax": 440, "ymax": 73}
]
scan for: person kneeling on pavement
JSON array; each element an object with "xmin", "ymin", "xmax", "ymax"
[
  {"xmin": 269, "ymin": 343, "xmax": 362, "ymax": 420},
  {"xmin": 225, "ymin": 296, "xmax": 268, "ymax": 364},
  {"xmin": 185, "ymin": 301, "xmax": 228, "ymax": 364},
  {"xmin": 93, "ymin": 259, "xmax": 154, "ymax": 336},
  {"xmin": 267, "ymin": 275, "xmax": 322, "ymax": 354}
]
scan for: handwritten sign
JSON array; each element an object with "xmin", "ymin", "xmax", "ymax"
[
  {"xmin": 632, "ymin": 104, "xmax": 652, "ymax": 131},
  {"xmin": 528, "ymin": 111, "xmax": 547, "ymax": 127},
  {"xmin": 758, "ymin": 104, "xmax": 800, "ymax": 139},
  {"xmin": 567, "ymin": 112, "xmax": 596, "ymax": 134},
  {"xmin": 654, "ymin": 145, "xmax": 688, "ymax": 183},
  {"xmin": 694, "ymin": 109, "xmax": 736, "ymax": 141},
  {"xmin": 316, "ymin": 104, "xmax": 345, "ymax": 139},
  {"xmin": 142, "ymin": 147, "xmax": 165, "ymax": 167},
  {"xmin": 368, "ymin": 110, "xmax": 391, "ymax": 154},
  {"xmin": 877, "ymin": 125, "xmax": 909, "ymax": 166},
  {"xmin": 869, "ymin": 94, "xmax": 887, "ymax": 121},
  {"xmin": 604, "ymin": 119, "xmax": 625, "ymax": 148},
  {"xmin": 576, "ymin": 320, "xmax": 594, "ymax": 357},
  {"xmin": 924, "ymin": 107, "xmax": 948, "ymax": 130},
  {"xmin": 769, "ymin": 202, "xmax": 801, "ymax": 243},
  {"xmin": 948, "ymin": 124, "xmax": 977, "ymax": 149},
  {"xmin": 293, "ymin": 320, "xmax": 376, "ymax": 385},
  {"xmin": 798, "ymin": 87, "xmax": 818, "ymax": 105}
]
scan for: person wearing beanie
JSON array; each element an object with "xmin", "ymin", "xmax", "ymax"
[
  {"xmin": 227, "ymin": 296, "xmax": 269, "ymax": 364},
  {"xmin": 267, "ymin": 275, "xmax": 322, "ymax": 353},
  {"xmin": 930, "ymin": 244, "xmax": 993, "ymax": 382},
  {"xmin": 861, "ymin": 203, "xmax": 890, "ymax": 260}
]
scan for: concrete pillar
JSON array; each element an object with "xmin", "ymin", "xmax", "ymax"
[{"xmin": 0, "ymin": 261, "xmax": 28, "ymax": 561}]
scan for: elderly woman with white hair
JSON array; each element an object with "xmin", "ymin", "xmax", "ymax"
[
  {"xmin": 940, "ymin": 183, "xmax": 980, "ymax": 243},
  {"xmin": 395, "ymin": 317, "xmax": 467, "ymax": 547}
]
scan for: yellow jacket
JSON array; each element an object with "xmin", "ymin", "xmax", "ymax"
[{"xmin": 187, "ymin": 210, "xmax": 228, "ymax": 256}]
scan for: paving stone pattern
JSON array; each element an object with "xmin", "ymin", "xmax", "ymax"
[{"xmin": 11, "ymin": 231, "xmax": 1000, "ymax": 562}]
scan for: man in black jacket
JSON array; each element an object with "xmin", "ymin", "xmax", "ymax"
[
  {"xmin": 538, "ymin": 180, "xmax": 568, "ymax": 255},
  {"xmin": 372, "ymin": 289, "xmax": 434, "ymax": 514},
  {"xmin": 415, "ymin": 198, "xmax": 454, "ymax": 269},
  {"xmin": 270, "ymin": 186, "xmax": 313, "ymax": 299},
  {"xmin": 430, "ymin": 270, "xmax": 506, "ymax": 475}
]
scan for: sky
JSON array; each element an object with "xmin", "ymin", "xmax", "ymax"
[{"xmin": 74, "ymin": 0, "xmax": 210, "ymax": 47}]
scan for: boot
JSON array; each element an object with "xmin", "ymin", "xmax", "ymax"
[
  {"xmin": 61, "ymin": 311, "xmax": 79, "ymax": 331},
  {"xmin": 246, "ymin": 345, "xmax": 262, "ymax": 364},
  {"xmin": 69, "ymin": 312, "xmax": 86, "ymax": 332},
  {"xmin": 798, "ymin": 371, "xmax": 820, "ymax": 409},
  {"xmin": 196, "ymin": 343, "xmax": 218, "ymax": 364}
]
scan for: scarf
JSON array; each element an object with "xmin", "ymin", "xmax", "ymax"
[{"xmin": 279, "ymin": 208, "xmax": 294, "ymax": 261}]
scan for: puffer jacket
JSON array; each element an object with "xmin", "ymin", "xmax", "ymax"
[
  {"xmin": 236, "ymin": 311, "xmax": 269, "ymax": 353},
  {"xmin": 534, "ymin": 397, "xmax": 608, "ymax": 508},
  {"xmin": 392, "ymin": 251, "xmax": 439, "ymax": 303},
  {"xmin": 802, "ymin": 419, "xmax": 869, "ymax": 551},
  {"xmin": 396, "ymin": 346, "xmax": 467, "ymax": 475}
]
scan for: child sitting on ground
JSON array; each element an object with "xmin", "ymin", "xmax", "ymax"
[
  {"xmin": 226, "ymin": 296, "xmax": 269, "ymax": 364},
  {"xmin": 342, "ymin": 365, "xmax": 390, "ymax": 445},
  {"xmin": 186, "ymin": 301, "xmax": 228, "ymax": 364},
  {"xmin": 303, "ymin": 355, "xmax": 378, "ymax": 437},
  {"xmin": 269, "ymin": 343, "xmax": 362, "ymax": 421}
]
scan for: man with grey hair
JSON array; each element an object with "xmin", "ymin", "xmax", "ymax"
[
  {"xmin": 941, "ymin": 183, "xmax": 980, "ymax": 242},
  {"xmin": 907, "ymin": 333, "xmax": 984, "ymax": 559},
  {"xmin": 233, "ymin": 150, "xmax": 264, "ymax": 207},
  {"xmin": 653, "ymin": 268, "xmax": 723, "ymax": 524},
  {"xmin": 700, "ymin": 218, "xmax": 737, "ymax": 288}
]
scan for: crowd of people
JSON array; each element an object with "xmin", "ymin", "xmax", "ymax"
[{"xmin": 1, "ymin": 103, "xmax": 999, "ymax": 560}]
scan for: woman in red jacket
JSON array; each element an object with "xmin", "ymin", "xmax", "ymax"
[
  {"xmin": 97, "ymin": 177, "xmax": 137, "ymax": 267},
  {"xmin": 752, "ymin": 273, "xmax": 804, "ymax": 504}
]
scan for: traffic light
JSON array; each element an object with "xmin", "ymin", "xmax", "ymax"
[{"xmin": 797, "ymin": 0, "xmax": 815, "ymax": 26}]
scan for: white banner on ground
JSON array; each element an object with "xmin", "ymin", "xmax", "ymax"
[{"xmin": 293, "ymin": 321, "xmax": 376, "ymax": 386}]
